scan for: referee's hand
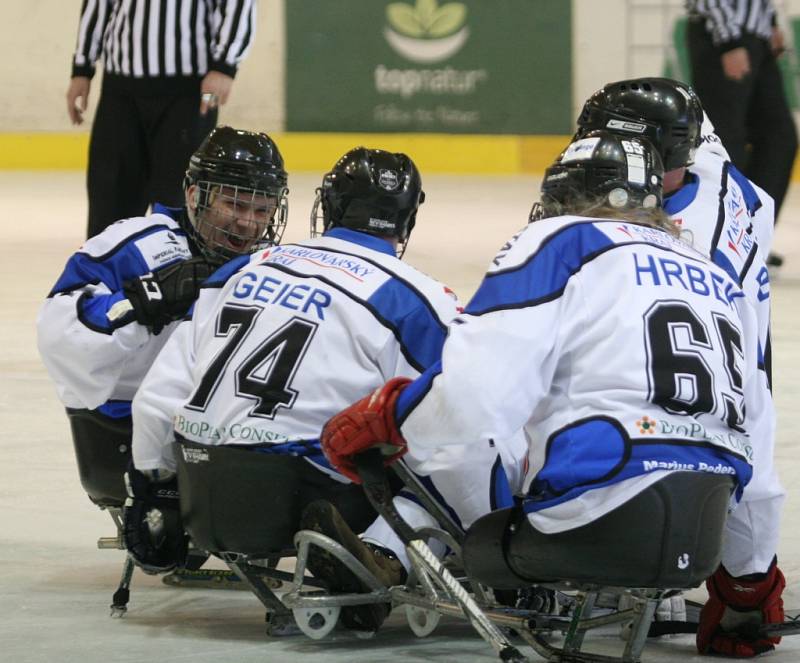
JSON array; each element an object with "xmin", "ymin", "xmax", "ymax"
[
  {"xmin": 200, "ymin": 71, "xmax": 233, "ymax": 115},
  {"xmin": 770, "ymin": 27, "xmax": 787, "ymax": 58},
  {"xmin": 67, "ymin": 76, "xmax": 91, "ymax": 125},
  {"xmin": 721, "ymin": 48, "xmax": 750, "ymax": 81}
]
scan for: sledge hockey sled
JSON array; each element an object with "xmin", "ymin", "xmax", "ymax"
[
  {"xmin": 287, "ymin": 450, "xmax": 741, "ymax": 662},
  {"xmin": 175, "ymin": 438, "xmax": 344, "ymax": 636},
  {"xmin": 67, "ymin": 409, "xmax": 233, "ymax": 617},
  {"xmin": 67, "ymin": 408, "xmax": 136, "ymax": 616}
]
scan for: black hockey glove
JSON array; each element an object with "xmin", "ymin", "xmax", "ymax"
[
  {"xmin": 122, "ymin": 257, "xmax": 221, "ymax": 334},
  {"xmin": 122, "ymin": 467, "xmax": 188, "ymax": 574}
]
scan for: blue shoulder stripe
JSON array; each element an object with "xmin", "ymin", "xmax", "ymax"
[
  {"xmin": 663, "ymin": 173, "xmax": 700, "ymax": 215},
  {"xmin": 290, "ymin": 240, "xmax": 448, "ymax": 336},
  {"xmin": 466, "ymin": 223, "xmax": 615, "ymax": 315},
  {"xmin": 151, "ymin": 204, "xmax": 184, "ymax": 220},
  {"xmin": 244, "ymin": 262, "xmax": 443, "ymax": 374},
  {"xmin": 49, "ymin": 224, "xmax": 184, "ymax": 296},
  {"xmin": 728, "ymin": 165, "xmax": 762, "ymax": 215},
  {"xmin": 367, "ymin": 279, "xmax": 448, "ymax": 371}
]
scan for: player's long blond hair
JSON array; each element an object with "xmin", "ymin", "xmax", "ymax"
[
  {"xmin": 579, "ymin": 199, "xmax": 680, "ymax": 238},
  {"xmin": 539, "ymin": 195, "xmax": 681, "ymax": 239}
]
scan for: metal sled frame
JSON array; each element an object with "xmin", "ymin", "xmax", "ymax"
[
  {"xmin": 67, "ymin": 407, "xmax": 243, "ymax": 618},
  {"xmin": 208, "ymin": 550, "xmax": 307, "ymax": 636},
  {"xmin": 284, "ymin": 514, "xmax": 665, "ymax": 661},
  {"xmin": 282, "ymin": 452, "xmax": 705, "ymax": 663},
  {"xmin": 94, "ymin": 504, "xmax": 136, "ymax": 617},
  {"xmin": 281, "ymin": 531, "xmax": 393, "ymax": 639},
  {"xmin": 96, "ymin": 503, "xmax": 244, "ymax": 617}
]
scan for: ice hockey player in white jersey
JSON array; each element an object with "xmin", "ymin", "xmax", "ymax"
[
  {"xmin": 576, "ymin": 79, "xmax": 785, "ymax": 658},
  {"xmin": 36, "ymin": 126, "xmax": 288, "ymax": 530},
  {"xmin": 321, "ymin": 131, "xmax": 783, "ymax": 657},
  {"xmin": 129, "ymin": 148, "xmax": 483, "ymax": 603}
]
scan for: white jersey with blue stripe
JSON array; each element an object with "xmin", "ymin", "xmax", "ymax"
[
  {"xmin": 397, "ymin": 215, "xmax": 760, "ymax": 533},
  {"xmin": 668, "ymin": 132, "xmax": 783, "ymax": 575},
  {"xmin": 668, "ymin": 147, "xmax": 774, "ymax": 376},
  {"xmin": 37, "ymin": 212, "xmax": 193, "ymax": 414},
  {"xmin": 132, "ymin": 228, "xmax": 462, "ymax": 474}
]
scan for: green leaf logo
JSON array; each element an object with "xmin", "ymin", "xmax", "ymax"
[{"xmin": 387, "ymin": 0, "xmax": 467, "ymax": 39}]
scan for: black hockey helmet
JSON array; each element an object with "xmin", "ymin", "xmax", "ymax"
[
  {"xmin": 576, "ymin": 77, "xmax": 702, "ymax": 171},
  {"xmin": 184, "ymin": 126, "xmax": 289, "ymax": 260},
  {"xmin": 534, "ymin": 130, "xmax": 664, "ymax": 220},
  {"xmin": 311, "ymin": 147, "xmax": 425, "ymax": 256}
]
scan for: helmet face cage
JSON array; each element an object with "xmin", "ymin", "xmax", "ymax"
[
  {"xmin": 576, "ymin": 78, "xmax": 702, "ymax": 171},
  {"xmin": 538, "ymin": 132, "xmax": 664, "ymax": 218},
  {"xmin": 188, "ymin": 181, "xmax": 288, "ymax": 261},
  {"xmin": 183, "ymin": 127, "xmax": 289, "ymax": 261}
]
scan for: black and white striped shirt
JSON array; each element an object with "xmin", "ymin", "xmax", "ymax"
[
  {"xmin": 687, "ymin": 0, "xmax": 776, "ymax": 47},
  {"xmin": 72, "ymin": 0, "xmax": 256, "ymax": 80}
]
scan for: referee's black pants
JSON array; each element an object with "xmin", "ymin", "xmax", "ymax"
[
  {"xmin": 687, "ymin": 19, "xmax": 798, "ymax": 219},
  {"xmin": 86, "ymin": 77, "xmax": 217, "ymax": 238}
]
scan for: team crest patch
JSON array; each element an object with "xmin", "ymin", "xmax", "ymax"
[{"xmin": 378, "ymin": 169, "xmax": 399, "ymax": 190}]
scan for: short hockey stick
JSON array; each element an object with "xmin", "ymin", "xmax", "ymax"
[{"xmin": 354, "ymin": 449, "xmax": 527, "ymax": 663}]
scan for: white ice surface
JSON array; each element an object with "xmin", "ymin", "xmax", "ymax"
[{"xmin": 2, "ymin": 171, "xmax": 800, "ymax": 662}]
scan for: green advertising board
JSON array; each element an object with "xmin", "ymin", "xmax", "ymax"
[{"xmin": 286, "ymin": 0, "xmax": 572, "ymax": 134}]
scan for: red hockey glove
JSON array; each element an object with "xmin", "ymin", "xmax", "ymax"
[
  {"xmin": 321, "ymin": 377, "xmax": 411, "ymax": 483},
  {"xmin": 697, "ymin": 559, "xmax": 785, "ymax": 658}
]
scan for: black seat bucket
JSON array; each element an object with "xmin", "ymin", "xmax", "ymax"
[
  {"xmin": 66, "ymin": 408, "xmax": 132, "ymax": 507},
  {"xmin": 177, "ymin": 439, "xmax": 312, "ymax": 557},
  {"xmin": 464, "ymin": 472, "xmax": 734, "ymax": 590}
]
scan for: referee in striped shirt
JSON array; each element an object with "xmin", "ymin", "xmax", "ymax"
[
  {"xmin": 686, "ymin": 1, "xmax": 797, "ymax": 267},
  {"xmin": 66, "ymin": 0, "xmax": 257, "ymax": 238}
]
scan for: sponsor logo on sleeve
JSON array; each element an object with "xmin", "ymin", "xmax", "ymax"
[{"xmin": 137, "ymin": 229, "xmax": 192, "ymax": 269}]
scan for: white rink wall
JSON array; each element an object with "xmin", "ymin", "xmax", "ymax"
[
  {"xmin": 0, "ymin": 0, "xmax": 285, "ymax": 134},
  {"xmin": 10, "ymin": 0, "xmax": 800, "ymax": 135}
]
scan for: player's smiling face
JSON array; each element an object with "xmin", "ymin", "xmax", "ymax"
[{"xmin": 190, "ymin": 183, "xmax": 278, "ymax": 256}]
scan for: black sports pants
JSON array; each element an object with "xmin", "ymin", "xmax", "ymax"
[
  {"xmin": 687, "ymin": 20, "xmax": 797, "ymax": 218},
  {"xmin": 86, "ymin": 79, "xmax": 217, "ymax": 238}
]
